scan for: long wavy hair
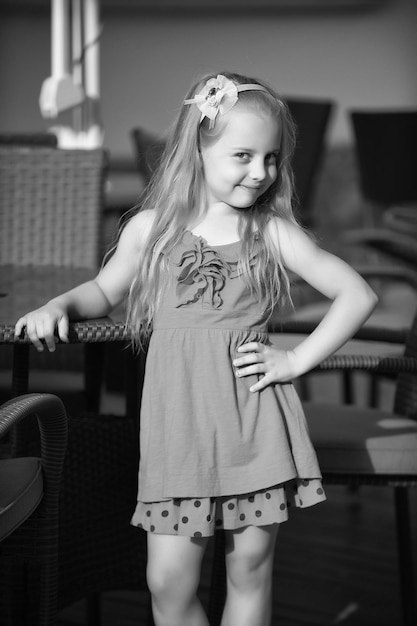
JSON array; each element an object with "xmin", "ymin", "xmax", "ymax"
[{"xmin": 125, "ymin": 71, "xmax": 299, "ymax": 348}]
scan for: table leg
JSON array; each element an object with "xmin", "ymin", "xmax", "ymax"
[
  {"xmin": 12, "ymin": 344, "xmax": 30, "ymax": 396},
  {"xmin": 84, "ymin": 343, "xmax": 105, "ymax": 412}
]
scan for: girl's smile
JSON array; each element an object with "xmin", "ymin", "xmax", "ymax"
[{"xmin": 201, "ymin": 109, "xmax": 281, "ymax": 210}]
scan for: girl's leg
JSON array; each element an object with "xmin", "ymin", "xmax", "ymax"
[
  {"xmin": 221, "ymin": 524, "xmax": 279, "ymax": 626},
  {"xmin": 147, "ymin": 532, "xmax": 210, "ymax": 626}
]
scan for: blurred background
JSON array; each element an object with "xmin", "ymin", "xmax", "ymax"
[
  {"xmin": 1, "ymin": 0, "xmax": 416, "ymax": 151},
  {"xmin": 1, "ymin": 2, "xmax": 417, "ymax": 625},
  {"xmin": 1, "ymin": 0, "xmax": 416, "ymax": 234}
]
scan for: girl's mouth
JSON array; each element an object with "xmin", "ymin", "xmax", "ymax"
[{"xmin": 239, "ymin": 184, "xmax": 262, "ymax": 191}]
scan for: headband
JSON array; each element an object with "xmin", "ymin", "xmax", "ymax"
[{"xmin": 184, "ymin": 74, "xmax": 269, "ymax": 129}]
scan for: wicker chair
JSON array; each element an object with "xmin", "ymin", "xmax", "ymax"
[
  {"xmin": 0, "ymin": 145, "xmax": 106, "ymax": 268},
  {"xmin": 0, "ymin": 145, "xmax": 108, "ymax": 412},
  {"xmin": 0, "ymin": 393, "xmax": 68, "ymax": 626},
  {"xmin": 56, "ymin": 408, "xmax": 150, "ymax": 624},
  {"xmin": 350, "ymin": 110, "xmax": 417, "ymax": 218},
  {"xmin": 285, "ymin": 97, "xmax": 334, "ymax": 226},
  {"xmin": 207, "ymin": 318, "xmax": 417, "ymax": 625},
  {"xmin": 1, "ymin": 390, "xmax": 151, "ymax": 625},
  {"xmin": 343, "ymin": 110, "xmax": 417, "ymax": 267},
  {"xmin": 0, "ymin": 318, "xmax": 152, "ymax": 625},
  {"xmin": 287, "ymin": 110, "xmax": 417, "ymax": 405},
  {"xmin": 269, "ymin": 314, "xmax": 417, "ymax": 626}
]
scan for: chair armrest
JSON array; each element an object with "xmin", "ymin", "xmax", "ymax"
[
  {"xmin": 315, "ymin": 354, "xmax": 417, "ymax": 375},
  {"xmin": 0, "ymin": 394, "xmax": 68, "ymax": 502},
  {"xmin": 3, "ymin": 318, "xmax": 129, "ymax": 345}
]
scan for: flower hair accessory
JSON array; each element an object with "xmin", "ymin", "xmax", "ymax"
[{"xmin": 184, "ymin": 74, "xmax": 269, "ymax": 129}]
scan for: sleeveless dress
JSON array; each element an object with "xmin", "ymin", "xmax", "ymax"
[{"xmin": 131, "ymin": 230, "xmax": 326, "ymax": 537}]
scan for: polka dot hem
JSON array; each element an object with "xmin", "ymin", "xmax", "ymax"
[{"xmin": 131, "ymin": 478, "xmax": 326, "ymax": 537}]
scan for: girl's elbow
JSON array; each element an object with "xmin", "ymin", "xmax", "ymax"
[{"xmin": 362, "ymin": 283, "xmax": 379, "ymax": 313}]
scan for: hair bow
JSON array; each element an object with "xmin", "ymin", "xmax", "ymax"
[{"xmin": 184, "ymin": 75, "xmax": 239, "ymax": 129}]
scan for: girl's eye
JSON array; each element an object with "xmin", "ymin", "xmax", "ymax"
[{"xmin": 234, "ymin": 152, "xmax": 250, "ymax": 162}]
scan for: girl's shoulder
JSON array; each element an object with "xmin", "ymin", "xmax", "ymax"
[
  {"xmin": 265, "ymin": 216, "xmax": 317, "ymax": 266},
  {"xmin": 266, "ymin": 215, "xmax": 305, "ymax": 245},
  {"xmin": 120, "ymin": 209, "xmax": 156, "ymax": 248},
  {"xmin": 125, "ymin": 208, "xmax": 156, "ymax": 231}
]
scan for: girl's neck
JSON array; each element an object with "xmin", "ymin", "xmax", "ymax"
[{"xmin": 188, "ymin": 203, "xmax": 241, "ymax": 246}]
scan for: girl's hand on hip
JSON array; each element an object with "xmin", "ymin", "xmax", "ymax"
[
  {"xmin": 233, "ymin": 342, "xmax": 297, "ymax": 392},
  {"xmin": 14, "ymin": 305, "xmax": 69, "ymax": 353}
]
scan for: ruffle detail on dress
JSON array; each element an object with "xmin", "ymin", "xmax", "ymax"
[
  {"xmin": 131, "ymin": 478, "xmax": 326, "ymax": 537},
  {"xmin": 175, "ymin": 237, "xmax": 231, "ymax": 309},
  {"xmin": 174, "ymin": 232, "xmax": 257, "ymax": 309}
]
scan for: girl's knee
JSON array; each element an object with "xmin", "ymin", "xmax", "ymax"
[
  {"xmin": 147, "ymin": 560, "xmax": 196, "ymax": 600},
  {"xmin": 147, "ymin": 560, "xmax": 174, "ymax": 598},
  {"xmin": 227, "ymin": 550, "xmax": 268, "ymax": 591},
  {"xmin": 146, "ymin": 535, "xmax": 205, "ymax": 602},
  {"xmin": 225, "ymin": 525, "xmax": 278, "ymax": 592}
]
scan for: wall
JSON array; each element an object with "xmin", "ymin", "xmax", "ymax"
[{"xmin": 0, "ymin": 0, "xmax": 416, "ymax": 161}]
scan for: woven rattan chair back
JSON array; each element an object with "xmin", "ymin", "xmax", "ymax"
[
  {"xmin": 350, "ymin": 110, "xmax": 417, "ymax": 207},
  {"xmin": 0, "ymin": 146, "xmax": 107, "ymax": 268},
  {"xmin": 285, "ymin": 97, "xmax": 334, "ymax": 225}
]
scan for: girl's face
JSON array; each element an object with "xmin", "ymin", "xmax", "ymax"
[{"xmin": 201, "ymin": 108, "xmax": 281, "ymax": 211}]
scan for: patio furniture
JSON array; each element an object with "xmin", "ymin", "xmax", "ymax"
[
  {"xmin": 0, "ymin": 145, "xmax": 108, "ymax": 412},
  {"xmin": 0, "ymin": 393, "xmax": 68, "ymax": 626}
]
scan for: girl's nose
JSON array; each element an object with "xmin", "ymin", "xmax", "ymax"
[{"xmin": 249, "ymin": 159, "xmax": 266, "ymax": 181}]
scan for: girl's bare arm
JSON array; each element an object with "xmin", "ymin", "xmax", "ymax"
[
  {"xmin": 234, "ymin": 218, "xmax": 378, "ymax": 391},
  {"xmin": 14, "ymin": 210, "xmax": 155, "ymax": 352}
]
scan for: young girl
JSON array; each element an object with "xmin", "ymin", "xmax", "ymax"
[{"xmin": 15, "ymin": 71, "xmax": 377, "ymax": 626}]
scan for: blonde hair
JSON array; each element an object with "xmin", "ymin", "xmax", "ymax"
[{"xmin": 126, "ymin": 71, "xmax": 299, "ymax": 348}]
